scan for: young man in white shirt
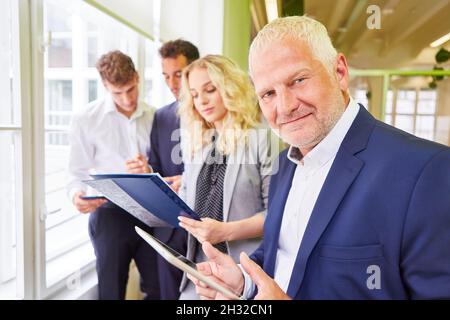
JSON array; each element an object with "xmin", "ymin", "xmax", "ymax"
[{"xmin": 67, "ymin": 50, "xmax": 158, "ymax": 300}]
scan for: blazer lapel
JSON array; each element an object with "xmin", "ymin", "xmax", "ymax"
[
  {"xmin": 223, "ymin": 145, "xmax": 244, "ymax": 221},
  {"xmin": 286, "ymin": 150, "xmax": 364, "ymax": 297},
  {"xmin": 286, "ymin": 105, "xmax": 376, "ymax": 297}
]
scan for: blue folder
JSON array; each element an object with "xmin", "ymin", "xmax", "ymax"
[{"xmin": 87, "ymin": 173, "xmax": 200, "ymax": 228}]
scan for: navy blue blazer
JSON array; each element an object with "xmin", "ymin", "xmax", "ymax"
[
  {"xmin": 148, "ymin": 101, "xmax": 184, "ymax": 242},
  {"xmin": 251, "ymin": 105, "xmax": 450, "ymax": 299},
  {"xmin": 148, "ymin": 101, "xmax": 183, "ymax": 176}
]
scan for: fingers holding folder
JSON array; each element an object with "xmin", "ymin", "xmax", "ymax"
[{"xmin": 164, "ymin": 175, "xmax": 182, "ymax": 193}]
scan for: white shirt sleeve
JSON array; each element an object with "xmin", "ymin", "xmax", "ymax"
[
  {"xmin": 238, "ymin": 264, "xmax": 256, "ymax": 299},
  {"xmin": 66, "ymin": 113, "xmax": 96, "ymax": 201}
]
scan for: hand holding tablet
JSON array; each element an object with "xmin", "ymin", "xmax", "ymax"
[{"xmin": 135, "ymin": 226, "xmax": 244, "ymax": 300}]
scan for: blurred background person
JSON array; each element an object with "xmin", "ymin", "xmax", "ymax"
[
  {"xmin": 67, "ymin": 51, "xmax": 158, "ymax": 300},
  {"xmin": 126, "ymin": 40, "xmax": 199, "ymax": 299}
]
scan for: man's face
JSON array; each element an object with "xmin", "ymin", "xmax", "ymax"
[
  {"xmin": 104, "ymin": 74, "xmax": 139, "ymax": 115},
  {"xmin": 162, "ymin": 55, "xmax": 189, "ymax": 100},
  {"xmin": 250, "ymin": 37, "xmax": 349, "ymax": 152}
]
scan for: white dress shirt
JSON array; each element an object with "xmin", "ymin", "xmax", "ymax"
[
  {"xmin": 241, "ymin": 98, "xmax": 360, "ymax": 298},
  {"xmin": 66, "ymin": 95, "xmax": 155, "ymax": 201}
]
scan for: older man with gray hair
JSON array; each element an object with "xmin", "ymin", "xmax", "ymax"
[{"xmin": 188, "ymin": 16, "xmax": 450, "ymax": 300}]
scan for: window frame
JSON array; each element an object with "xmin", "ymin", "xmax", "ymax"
[
  {"xmin": 1, "ymin": 0, "xmax": 160, "ymax": 299},
  {"xmin": 30, "ymin": 0, "xmax": 99, "ymax": 299},
  {"xmin": 385, "ymin": 87, "xmax": 437, "ymax": 141},
  {"xmin": 30, "ymin": 0, "xmax": 157, "ymax": 299},
  {"xmin": 0, "ymin": 0, "xmax": 38, "ymax": 300}
]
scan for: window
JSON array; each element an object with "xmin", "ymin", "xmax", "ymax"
[
  {"xmin": 384, "ymin": 90, "xmax": 394, "ymax": 125},
  {"xmin": 385, "ymin": 88, "xmax": 437, "ymax": 141},
  {"xmin": 88, "ymin": 80, "xmax": 98, "ymax": 103},
  {"xmin": 40, "ymin": 0, "xmax": 156, "ymax": 293},
  {"xmin": 144, "ymin": 39, "xmax": 156, "ymax": 106},
  {"xmin": 354, "ymin": 89, "xmax": 369, "ymax": 110},
  {"xmin": 0, "ymin": 132, "xmax": 22, "ymax": 300},
  {"xmin": 0, "ymin": 0, "xmax": 24, "ymax": 300},
  {"xmin": 144, "ymin": 38, "xmax": 174, "ymax": 108},
  {"xmin": 1, "ymin": 0, "xmax": 159, "ymax": 299}
]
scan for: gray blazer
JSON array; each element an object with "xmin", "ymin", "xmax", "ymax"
[{"xmin": 178, "ymin": 127, "xmax": 282, "ymax": 291}]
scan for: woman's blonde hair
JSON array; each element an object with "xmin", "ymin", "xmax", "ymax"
[{"xmin": 179, "ymin": 54, "xmax": 260, "ymax": 157}]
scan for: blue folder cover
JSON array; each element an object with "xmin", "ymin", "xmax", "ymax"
[{"xmin": 87, "ymin": 173, "xmax": 200, "ymax": 228}]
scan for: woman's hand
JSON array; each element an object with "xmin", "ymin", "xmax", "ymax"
[{"xmin": 178, "ymin": 216, "xmax": 230, "ymax": 245}]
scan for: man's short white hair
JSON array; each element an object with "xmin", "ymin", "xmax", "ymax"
[{"xmin": 249, "ymin": 16, "xmax": 338, "ymax": 75}]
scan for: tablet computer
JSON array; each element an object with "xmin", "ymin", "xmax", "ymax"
[{"xmin": 135, "ymin": 226, "xmax": 244, "ymax": 300}]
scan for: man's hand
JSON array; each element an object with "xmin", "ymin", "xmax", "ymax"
[
  {"xmin": 73, "ymin": 191, "xmax": 107, "ymax": 214},
  {"xmin": 187, "ymin": 242, "xmax": 244, "ymax": 300},
  {"xmin": 125, "ymin": 154, "xmax": 151, "ymax": 174},
  {"xmin": 178, "ymin": 217, "xmax": 230, "ymax": 245},
  {"xmin": 240, "ymin": 252, "xmax": 291, "ymax": 300},
  {"xmin": 164, "ymin": 175, "xmax": 182, "ymax": 193}
]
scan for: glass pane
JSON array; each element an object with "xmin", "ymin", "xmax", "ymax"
[
  {"xmin": 44, "ymin": 136, "xmax": 93, "ymax": 287},
  {"xmin": 0, "ymin": 131, "xmax": 22, "ymax": 299},
  {"xmin": 417, "ymin": 90, "xmax": 436, "ymax": 114},
  {"xmin": 354, "ymin": 89, "xmax": 368, "ymax": 109},
  {"xmin": 87, "ymin": 36, "xmax": 97, "ymax": 68},
  {"xmin": 0, "ymin": 0, "xmax": 23, "ymax": 300},
  {"xmin": 87, "ymin": 21, "xmax": 97, "ymax": 32},
  {"xmin": 42, "ymin": 0, "xmax": 158, "ymax": 289},
  {"xmin": 42, "ymin": 0, "xmax": 156, "ymax": 288},
  {"xmin": 395, "ymin": 115, "xmax": 414, "ymax": 134},
  {"xmin": 145, "ymin": 39, "xmax": 155, "ymax": 69},
  {"xmin": 385, "ymin": 90, "xmax": 394, "ymax": 114},
  {"xmin": 48, "ymin": 38, "xmax": 72, "ymax": 68},
  {"xmin": 47, "ymin": 80, "xmax": 72, "ymax": 111},
  {"xmin": 396, "ymin": 90, "xmax": 416, "ymax": 114},
  {"xmin": 44, "ymin": 0, "xmax": 93, "ymax": 288},
  {"xmin": 45, "ymin": 1, "xmax": 72, "ymax": 69},
  {"xmin": 415, "ymin": 115, "xmax": 435, "ymax": 141},
  {"xmin": 46, "ymin": 1, "xmax": 72, "ymax": 32},
  {"xmin": 384, "ymin": 114, "xmax": 393, "ymax": 125},
  {"xmin": 88, "ymin": 80, "xmax": 97, "ymax": 102},
  {"xmin": 0, "ymin": 0, "xmax": 20, "ymax": 126},
  {"xmin": 144, "ymin": 80, "xmax": 153, "ymax": 106}
]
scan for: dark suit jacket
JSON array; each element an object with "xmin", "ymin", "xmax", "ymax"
[
  {"xmin": 148, "ymin": 101, "xmax": 184, "ymax": 242},
  {"xmin": 251, "ymin": 105, "xmax": 450, "ymax": 299}
]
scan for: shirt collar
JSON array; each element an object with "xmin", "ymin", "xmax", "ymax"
[
  {"xmin": 102, "ymin": 94, "xmax": 146, "ymax": 120},
  {"xmin": 103, "ymin": 94, "xmax": 117, "ymax": 115},
  {"xmin": 287, "ymin": 97, "xmax": 360, "ymax": 170}
]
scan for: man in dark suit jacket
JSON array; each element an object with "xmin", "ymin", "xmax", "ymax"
[
  {"xmin": 127, "ymin": 39, "xmax": 199, "ymax": 299},
  {"xmin": 188, "ymin": 16, "xmax": 450, "ymax": 299}
]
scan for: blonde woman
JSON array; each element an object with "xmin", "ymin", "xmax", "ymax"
[{"xmin": 177, "ymin": 55, "xmax": 281, "ymax": 299}]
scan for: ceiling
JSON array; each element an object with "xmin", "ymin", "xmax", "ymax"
[{"xmin": 252, "ymin": 0, "xmax": 450, "ymax": 69}]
